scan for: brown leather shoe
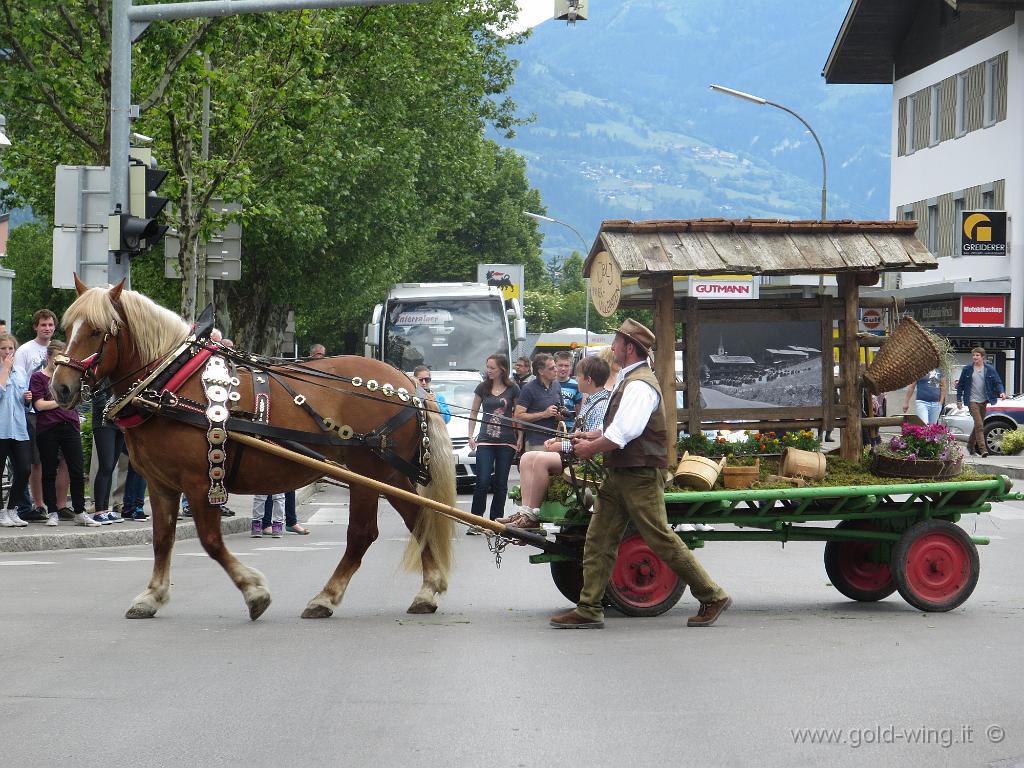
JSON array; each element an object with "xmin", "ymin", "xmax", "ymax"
[
  {"xmin": 549, "ymin": 609, "xmax": 604, "ymax": 629},
  {"xmin": 687, "ymin": 596, "xmax": 732, "ymax": 627}
]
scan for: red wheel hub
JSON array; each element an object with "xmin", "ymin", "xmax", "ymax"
[
  {"xmin": 837, "ymin": 540, "xmax": 892, "ymax": 591},
  {"xmin": 902, "ymin": 531, "xmax": 971, "ymax": 601},
  {"xmin": 610, "ymin": 534, "xmax": 680, "ymax": 609}
]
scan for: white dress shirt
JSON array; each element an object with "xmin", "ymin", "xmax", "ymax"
[{"xmin": 602, "ymin": 361, "xmax": 661, "ymax": 449}]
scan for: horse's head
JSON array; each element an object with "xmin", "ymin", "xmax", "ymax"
[{"xmin": 52, "ymin": 276, "xmax": 127, "ymax": 407}]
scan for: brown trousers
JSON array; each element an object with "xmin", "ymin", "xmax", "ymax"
[{"xmin": 968, "ymin": 401, "xmax": 988, "ymax": 455}]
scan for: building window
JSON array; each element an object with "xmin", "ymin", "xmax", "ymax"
[
  {"xmin": 905, "ymin": 93, "xmax": 916, "ymax": 153},
  {"xmin": 955, "ymin": 72, "xmax": 967, "ymax": 136},
  {"xmin": 984, "ymin": 57, "xmax": 998, "ymax": 126},
  {"xmin": 929, "ymin": 84, "xmax": 941, "ymax": 145},
  {"xmin": 927, "ymin": 202, "xmax": 939, "ymax": 253},
  {"xmin": 982, "ymin": 190, "xmax": 994, "ymax": 209},
  {"xmin": 953, "ymin": 196, "xmax": 965, "ymax": 255},
  {"xmin": 903, "ymin": 208, "xmax": 914, "ymax": 221}
]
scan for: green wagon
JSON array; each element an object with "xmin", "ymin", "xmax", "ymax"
[{"xmin": 529, "ymin": 475, "xmax": 1021, "ymax": 616}]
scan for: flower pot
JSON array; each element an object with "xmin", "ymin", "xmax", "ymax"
[
  {"xmin": 722, "ymin": 459, "xmax": 759, "ymax": 489},
  {"xmin": 871, "ymin": 454, "xmax": 963, "ymax": 480}
]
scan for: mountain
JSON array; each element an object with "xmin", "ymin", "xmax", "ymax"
[{"xmin": 496, "ymin": 0, "xmax": 892, "ymax": 258}]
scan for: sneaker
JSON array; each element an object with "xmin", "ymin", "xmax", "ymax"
[
  {"xmin": 76, "ymin": 512, "xmax": 103, "ymax": 527},
  {"xmin": 131, "ymin": 509, "xmax": 149, "ymax": 521},
  {"xmin": 46, "ymin": 511, "xmax": 59, "ymax": 527},
  {"xmin": 695, "ymin": 523, "xmax": 715, "ymax": 532},
  {"xmin": 686, "ymin": 596, "xmax": 733, "ymax": 628},
  {"xmin": 23, "ymin": 506, "xmax": 47, "ymax": 522},
  {"xmin": 58, "ymin": 507, "xmax": 76, "ymax": 520},
  {"xmin": 251, "ymin": 521, "xmax": 263, "ymax": 538},
  {"xmin": 271, "ymin": 522, "xmax": 283, "ymax": 538},
  {"xmin": 220, "ymin": 505, "xmax": 235, "ymax": 518},
  {"xmin": 0, "ymin": 510, "xmax": 14, "ymax": 527},
  {"xmin": 108, "ymin": 511, "xmax": 124, "ymax": 524},
  {"xmin": 92, "ymin": 513, "xmax": 112, "ymax": 526},
  {"xmin": 7, "ymin": 510, "xmax": 28, "ymax": 528}
]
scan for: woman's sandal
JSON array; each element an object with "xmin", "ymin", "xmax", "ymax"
[{"xmin": 286, "ymin": 524, "xmax": 310, "ymax": 535}]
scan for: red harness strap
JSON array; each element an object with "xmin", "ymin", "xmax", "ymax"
[{"xmin": 113, "ymin": 346, "xmax": 217, "ymax": 429}]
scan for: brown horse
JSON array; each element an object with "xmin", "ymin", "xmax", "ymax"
[{"xmin": 52, "ymin": 277, "xmax": 455, "ymax": 621}]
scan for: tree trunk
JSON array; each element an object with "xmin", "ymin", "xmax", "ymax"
[{"xmin": 216, "ymin": 279, "xmax": 290, "ymax": 357}]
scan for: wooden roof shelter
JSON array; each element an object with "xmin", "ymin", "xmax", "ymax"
[{"xmin": 583, "ymin": 218, "xmax": 938, "ymax": 463}]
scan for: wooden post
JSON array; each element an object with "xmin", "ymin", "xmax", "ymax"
[
  {"xmin": 684, "ymin": 296, "xmax": 702, "ymax": 449},
  {"xmin": 820, "ymin": 293, "xmax": 834, "ymax": 437},
  {"xmin": 653, "ymin": 275, "xmax": 678, "ymax": 467},
  {"xmin": 838, "ymin": 274, "xmax": 862, "ymax": 459}
]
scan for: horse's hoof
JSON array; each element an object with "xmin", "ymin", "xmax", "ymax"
[
  {"xmin": 407, "ymin": 599, "xmax": 438, "ymax": 614},
  {"xmin": 247, "ymin": 590, "xmax": 272, "ymax": 621},
  {"xmin": 125, "ymin": 603, "xmax": 157, "ymax": 619},
  {"xmin": 301, "ymin": 602, "xmax": 334, "ymax": 619}
]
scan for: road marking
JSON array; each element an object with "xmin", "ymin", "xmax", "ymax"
[
  {"xmin": 88, "ymin": 556, "xmax": 154, "ymax": 562},
  {"xmin": 0, "ymin": 560, "xmax": 56, "ymax": 566},
  {"xmin": 256, "ymin": 546, "xmax": 319, "ymax": 552}
]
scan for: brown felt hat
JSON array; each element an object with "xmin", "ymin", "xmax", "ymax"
[{"xmin": 616, "ymin": 318, "xmax": 656, "ymax": 354}]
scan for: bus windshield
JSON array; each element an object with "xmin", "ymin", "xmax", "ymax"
[{"xmin": 383, "ymin": 298, "xmax": 508, "ymax": 373}]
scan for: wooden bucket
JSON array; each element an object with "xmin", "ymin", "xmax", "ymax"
[
  {"xmin": 673, "ymin": 452, "xmax": 726, "ymax": 491},
  {"xmin": 779, "ymin": 448, "xmax": 827, "ymax": 480},
  {"xmin": 722, "ymin": 459, "xmax": 759, "ymax": 489}
]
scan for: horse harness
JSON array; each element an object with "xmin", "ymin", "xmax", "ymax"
[{"xmin": 71, "ymin": 335, "xmax": 434, "ymax": 504}]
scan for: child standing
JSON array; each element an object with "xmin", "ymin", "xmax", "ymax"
[{"xmin": 252, "ymin": 493, "xmax": 284, "ymax": 538}]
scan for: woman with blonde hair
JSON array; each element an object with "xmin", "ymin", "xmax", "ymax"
[{"xmin": 0, "ymin": 333, "xmax": 31, "ymax": 526}]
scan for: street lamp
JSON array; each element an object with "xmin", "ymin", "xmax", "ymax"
[
  {"xmin": 709, "ymin": 84, "xmax": 827, "ymax": 221},
  {"xmin": 0, "ymin": 114, "xmax": 10, "ymax": 147},
  {"xmin": 524, "ymin": 210, "xmax": 592, "ymax": 347}
]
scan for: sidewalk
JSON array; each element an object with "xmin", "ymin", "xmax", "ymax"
[{"xmin": 0, "ymin": 485, "xmax": 319, "ymax": 554}]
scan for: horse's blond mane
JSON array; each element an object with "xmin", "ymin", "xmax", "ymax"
[{"xmin": 63, "ymin": 287, "xmax": 190, "ymax": 364}]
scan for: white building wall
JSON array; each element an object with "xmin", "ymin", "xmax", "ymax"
[{"xmin": 889, "ymin": 19, "xmax": 1023, "ymax": 318}]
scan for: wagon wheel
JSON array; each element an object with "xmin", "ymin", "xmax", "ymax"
[
  {"xmin": 890, "ymin": 520, "xmax": 979, "ymax": 612},
  {"xmin": 549, "ymin": 560, "xmax": 585, "ymax": 604},
  {"xmin": 606, "ymin": 530, "xmax": 686, "ymax": 617},
  {"xmin": 823, "ymin": 520, "xmax": 896, "ymax": 602}
]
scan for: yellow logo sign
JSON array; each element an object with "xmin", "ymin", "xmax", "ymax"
[{"xmin": 963, "ymin": 213, "xmax": 992, "ymax": 243}]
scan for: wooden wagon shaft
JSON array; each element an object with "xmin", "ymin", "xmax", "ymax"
[{"xmin": 226, "ymin": 431, "xmax": 562, "ymax": 554}]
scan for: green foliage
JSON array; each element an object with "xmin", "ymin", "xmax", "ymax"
[
  {"xmin": 677, "ymin": 429, "xmax": 821, "ymax": 459},
  {"xmin": 999, "ymin": 429, "xmax": 1024, "ymax": 456},
  {"xmin": 4, "ymin": 223, "xmax": 76, "ymax": 340}
]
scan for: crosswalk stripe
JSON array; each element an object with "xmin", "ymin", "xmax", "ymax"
[{"xmin": 0, "ymin": 560, "xmax": 56, "ymax": 566}]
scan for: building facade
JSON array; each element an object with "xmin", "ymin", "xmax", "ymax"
[{"xmin": 826, "ymin": 1, "xmax": 1024, "ymax": 391}]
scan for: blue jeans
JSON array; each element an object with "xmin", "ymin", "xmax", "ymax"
[
  {"xmin": 471, "ymin": 444, "xmax": 516, "ymax": 520},
  {"xmin": 123, "ymin": 462, "xmax": 147, "ymax": 512},
  {"xmin": 914, "ymin": 399, "xmax": 942, "ymax": 425},
  {"xmin": 263, "ymin": 490, "xmax": 297, "ymax": 527}
]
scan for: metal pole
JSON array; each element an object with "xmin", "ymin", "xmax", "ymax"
[
  {"xmin": 766, "ymin": 101, "xmax": 827, "ymax": 221},
  {"xmin": 109, "ymin": 0, "xmax": 133, "ymax": 287},
  {"xmin": 523, "ymin": 211, "xmax": 592, "ymax": 347}
]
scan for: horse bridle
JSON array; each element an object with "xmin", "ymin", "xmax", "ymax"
[{"xmin": 53, "ymin": 321, "xmax": 121, "ymax": 385}]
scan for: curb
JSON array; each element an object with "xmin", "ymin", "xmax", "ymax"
[
  {"xmin": 0, "ymin": 484, "xmax": 319, "ymax": 554},
  {"xmin": 967, "ymin": 460, "xmax": 1024, "ymax": 482}
]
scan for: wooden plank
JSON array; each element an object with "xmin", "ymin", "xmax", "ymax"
[
  {"xmin": 821, "ymin": 293, "xmax": 835, "ymax": 435},
  {"xmin": 838, "ymin": 273, "xmax": 862, "ymax": 459},
  {"xmin": 602, "ymin": 232, "xmax": 648, "ymax": 273},
  {"xmin": 653, "ymin": 276, "xmax": 678, "ymax": 466},
  {"xmin": 786, "ymin": 233, "xmax": 840, "ymax": 272},
  {"xmin": 869, "ymin": 232, "xmax": 917, "ymax": 268},
  {"xmin": 672, "ymin": 231, "xmax": 729, "ymax": 273},
  {"xmin": 701, "ymin": 407, "xmax": 823, "ymax": 421},
  {"xmin": 828, "ymin": 233, "xmax": 879, "ymax": 269}
]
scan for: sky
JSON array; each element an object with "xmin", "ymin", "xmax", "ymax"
[{"xmin": 510, "ymin": 0, "xmax": 555, "ymax": 33}]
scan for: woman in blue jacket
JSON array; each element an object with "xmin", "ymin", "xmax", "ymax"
[{"xmin": 955, "ymin": 347, "xmax": 1006, "ymax": 457}]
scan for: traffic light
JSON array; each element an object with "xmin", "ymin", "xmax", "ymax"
[{"xmin": 108, "ymin": 148, "xmax": 169, "ymax": 256}]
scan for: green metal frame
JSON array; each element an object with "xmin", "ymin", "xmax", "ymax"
[{"xmin": 529, "ymin": 475, "xmax": 1022, "ymax": 565}]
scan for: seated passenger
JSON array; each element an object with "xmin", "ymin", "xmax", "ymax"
[{"xmin": 497, "ymin": 356, "xmax": 611, "ymax": 530}]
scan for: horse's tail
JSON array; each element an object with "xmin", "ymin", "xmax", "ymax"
[{"xmin": 401, "ymin": 408, "xmax": 455, "ymax": 588}]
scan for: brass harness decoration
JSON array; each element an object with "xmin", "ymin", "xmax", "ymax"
[{"xmin": 200, "ymin": 356, "xmax": 236, "ymax": 504}]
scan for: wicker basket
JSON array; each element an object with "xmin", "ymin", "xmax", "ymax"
[
  {"xmin": 862, "ymin": 317, "xmax": 943, "ymax": 394},
  {"xmin": 871, "ymin": 453, "xmax": 963, "ymax": 480}
]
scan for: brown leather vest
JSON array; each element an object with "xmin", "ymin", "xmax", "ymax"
[{"xmin": 603, "ymin": 363, "xmax": 669, "ymax": 468}]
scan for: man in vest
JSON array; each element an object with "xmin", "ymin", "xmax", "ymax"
[{"xmin": 550, "ymin": 319, "xmax": 732, "ymax": 629}]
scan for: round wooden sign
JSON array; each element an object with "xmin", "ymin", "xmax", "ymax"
[{"xmin": 590, "ymin": 250, "xmax": 621, "ymax": 317}]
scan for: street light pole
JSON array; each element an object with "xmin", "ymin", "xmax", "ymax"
[
  {"xmin": 709, "ymin": 84, "xmax": 827, "ymax": 222},
  {"xmin": 523, "ymin": 210, "xmax": 592, "ymax": 348}
]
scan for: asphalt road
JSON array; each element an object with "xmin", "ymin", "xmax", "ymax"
[{"xmin": 2, "ymin": 483, "xmax": 1023, "ymax": 768}]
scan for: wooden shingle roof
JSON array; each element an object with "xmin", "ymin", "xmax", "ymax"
[{"xmin": 583, "ymin": 218, "xmax": 937, "ymax": 278}]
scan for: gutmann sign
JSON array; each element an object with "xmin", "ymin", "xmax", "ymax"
[
  {"xmin": 960, "ymin": 295, "xmax": 1006, "ymax": 327},
  {"xmin": 689, "ymin": 275, "xmax": 759, "ymax": 300},
  {"xmin": 960, "ymin": 210, "xmax": 1007, "ymax": 256}
]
